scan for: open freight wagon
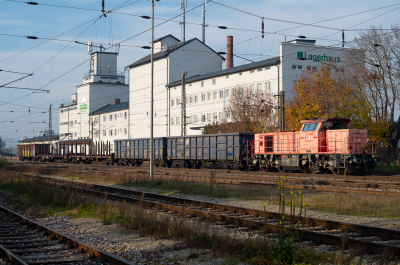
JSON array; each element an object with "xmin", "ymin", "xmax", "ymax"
[{"xmin": 17, "ymin": 144, "xmax": 50, "ymax": 161}]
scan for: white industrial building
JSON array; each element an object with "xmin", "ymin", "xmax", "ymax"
[
  {"xmin": 59, "ymin": 45, "xmax": 129, "ymax": 144},
  {"xmin": 127, "ymin": 35, "xmax": 347, "ymax": 138},
  {"xmin": 52, "ymin": 34, "xmax": 348, "ymax": 148}
]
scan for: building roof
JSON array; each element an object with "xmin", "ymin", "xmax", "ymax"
[
  {"xmin": 153, "ymin": 34, "xmax": 180, "ymax": 43},
  {"xmin": 18, "ymin": 135, "xmax": 59, "ymax": 143},
  {"xmin": 127, "ymin": 38, "xmax": 225, "ymax": 69},
  {"xmin": 89, "ymin": 101, "xmax": 129, "ymax": 116},
  {"xmin": 166, "ymin": 57, "xmax": 280, "ymax": 87}
]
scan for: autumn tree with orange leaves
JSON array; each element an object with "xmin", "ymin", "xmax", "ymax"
[{"xmin": 286, "ymin": 67, "xmax": 389, "ymax": 144}]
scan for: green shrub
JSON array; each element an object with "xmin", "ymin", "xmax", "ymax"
[{"xmin": 0, "ymin": 157, "xmax": 7, "ymax": 169}]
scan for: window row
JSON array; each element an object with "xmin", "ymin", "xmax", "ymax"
[
  {"xmin": 100, "ymin": 111, "xmax": 127, "ymax": 122},
  {"xmin": 102, "ymin": 128, "xmax": 128, "ymax": 136},
  {"xmin": 170, "ymin": 112, "xmax": 231, "ymax": 125},
  {"xmin": 292, "ymin": 64, "xmax": 345, "ymax": 72},
  {"xmin": 170, "ymin": 83, "xmax": 270, "ymax": 107}
]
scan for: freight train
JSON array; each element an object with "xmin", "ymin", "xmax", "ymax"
[{"xmin": 17, "ymin": 118, "xmax": 380, "ymax": 175}]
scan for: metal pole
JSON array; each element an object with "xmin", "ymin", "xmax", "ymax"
[
  {"xmin": 49, "ymin": 104, "xmax": 52, "ymax": 154},
  {"xmin": 181, "ymin": 73, "xmax": 186, "ymax": 136},
  {"xmin": 68, "ymin": 107, "xmax": 69, "ymax": 140},
  {"xmin": 280, "ymin": 91, "xmax": 285, "ymax": 131},
  {"xmin": 150, "ymin": 0, "xmax": 154, "ymax": 180},
  {"xmin": 202, "ymin": 0, "xmax": 206, "ymax": 43},
  {"xmin": 181, "ymin": 0, "xmax": 186, "ymax": 42}
]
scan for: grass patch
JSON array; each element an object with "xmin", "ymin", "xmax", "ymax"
[
  {"xmin": 120, "ymin": 170, "xmax": 277, "ymax": 200},
  {"xmin": 374, "ymin": 164, "xmax": 400, "ymax": 175}
]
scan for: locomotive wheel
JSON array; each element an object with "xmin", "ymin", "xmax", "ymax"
[{"xmin": 331, "ymin": 168, "xmax": 343, "ymax": 175}]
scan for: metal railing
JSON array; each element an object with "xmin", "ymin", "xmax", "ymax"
[{"xmin": 84, "ymin": 71, "xmax": 125, "ymax": 78}]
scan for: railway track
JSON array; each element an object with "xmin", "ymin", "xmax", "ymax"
[
  {"xmin": 18, "ymin": 162, "xmax": 400, "ymax": 197},
  {"xmin": 28, "ymin": 174, "xmax": 400, "ymax": 258},
  {"xmin": 0, "ymin": 205, "xmax": 131, "ymax": 265}
]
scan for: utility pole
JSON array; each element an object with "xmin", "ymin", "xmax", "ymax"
[
  {"xmin": 279, "ymin": 91, "xmax": 285, "ymax": 131},
  {"xmin": 91, "ymin": 121, "xmax": 94, "ymax": 155},
  {"xmin": 202, "ymin": 0, "xmax": 206, "ymax": 43},
  {"xmin": 49, "ymin": 104, "xmax": 52, "ymax": 154},
  {"xmin": 150, "ymin": 0, "xmax": 155, "ymax": 181},
  {"xmin": 181, "ymin": 72, "xmax": 187, "ymax": 136},
  {"xmin": 180, "ymin": 0, "xmax": 187, "ymax": 42}
]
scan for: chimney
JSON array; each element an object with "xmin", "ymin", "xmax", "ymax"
[
  {"xmin": 114, "ymin": 98, "xmax": 120, "ymax": 105},
  {"xmin": 226, "ymin": 36, "xmax": 233, "ymax": 69}
]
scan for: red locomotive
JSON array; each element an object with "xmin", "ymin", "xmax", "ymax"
[{"xmin": 248, "ymin": 117, "xmax": 380, "ymax": 175}]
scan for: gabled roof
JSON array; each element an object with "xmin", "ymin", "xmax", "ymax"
[
  {"xmin": 166, "ymin": 57, "xmax": 280, "ymax": 87},
  {"xmin": 127, "ymin": 38, "xmax": 225, "ymax": 69},
  {"xmin": 18, "ymin": 135, "xmax": 59, "ymax": 143},
  {"xmin": 153, "ymin": 34, "xmax": 180, "ymax": 43},
  {"xmin": 89, "ymin": 101, "xmax": 129, "ymax": 116}
]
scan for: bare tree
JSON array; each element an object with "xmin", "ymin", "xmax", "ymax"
[
  {"xmin": 345, "ymin": 25, "xmax": 400, "ymax": 161},
  {"xmin": 203, "ymin": 85, "xmax": 278, "ymax": 134}
]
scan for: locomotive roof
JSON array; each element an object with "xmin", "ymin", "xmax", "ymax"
[{"xmin": 300, "ymin": 118, "xmax": 350, "ymax": 124}]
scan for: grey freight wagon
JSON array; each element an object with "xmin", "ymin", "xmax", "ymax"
[
  {"xmin": 114, "ymin": 138, "xmax": 167, "ymax": 166},
  {"xmin": 166, "ymin": 133, "xmax": 254, "ymax": 169}
]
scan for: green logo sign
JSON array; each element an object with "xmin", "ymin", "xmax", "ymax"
[
  {"xmin": 297, "ymin": 51, "xmax": 340, "ymax": 62},
  {"xmin": 80, "ymin": 104, "xmax": 87, "ymax": 110}
]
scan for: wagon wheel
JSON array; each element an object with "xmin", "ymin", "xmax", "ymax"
[{"xmin": 331, "ymin": 168, "xmax": 343, "ymax": 175}]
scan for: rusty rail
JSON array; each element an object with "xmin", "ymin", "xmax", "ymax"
[{"xmin": 0, "ymin": 205, "xmax": 132, "ymax": 265}]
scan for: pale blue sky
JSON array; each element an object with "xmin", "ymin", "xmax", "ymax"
[{"xmin": 1, "ymin": 0, "xmax": 399, "ymax": 146}]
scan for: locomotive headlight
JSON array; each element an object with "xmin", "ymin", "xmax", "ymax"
[{"xmin": 374, "ymin": 157, "xmax": 381, "ymax": 164}]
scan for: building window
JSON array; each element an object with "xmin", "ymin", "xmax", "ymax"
[
  {"xmin": 176, "ymin": 117, "xmax": 180, "ymax": 126},
  {"xmin": 226, "ymin": 75, "xmax": 229, "ymax": 78},
  {"xmin": 115, "ymin": 114, "xmax": 117, "ymax": 121},
  {"xmin": 207, "ymin": 92, "xmax": 211, "ymax": 101},
  {"xmin": 109, "ymin": 129, "xmax": 113, "ymax": 136},
  {"xmin": 109, "ymin": 115, "xmax": 113, "ymax": 121},
  {"xmin": 201, "ymin": 93, "xmax": 205, "ymax": 101},
  {"xmin": 257, "ymin": 83, "xmax": 263, "ymax": 92},
  {"xmin": 212, "ymin": 78, "xmax": 216, "ymax": 85},
  {"xmin": 250, "ymin": 70, "xmax": 255, "ymax": 73},
  {"xmin": 171, "ymin": 117, "xmax": 175, "ymax": 125},
  {"xmin": 336, "ymin": 68, "xmax": 344, "ymax": 73},
  {"xmin": 226, "ymin": 112, "xmax": 231, "ymax": 121},
  {"xmin": 103, "ymin": 130, "xmax": 106, "ymax": 136},
  {"xmin": 265, "ymin": 66, "xmax": 270, "ymax": 70},
  {"xmin": 219, "ymin": 90, "xmax": 224, "ymax": 99},
  {"xmin": 307, "ymin": 66, "xmax": 317, "ymax": 71},
  {"xmin": 194, "ymin": 115, "xmax": 198, "ymax": 123},
  {"xmin": 114, "ymin": 129, "xmax": 117, "ymax": 136},
  {"xmin": 189, "ymin": 116, "xmax": 193, "ymax": 123},
  {"xmin": 265, "ymin": 82, "xmax": 270, "ymax": 91},
  {"xmin": 110, "ymin": 144, "xmax": 113, "ymax": 151},
  {"xmin": 232, "ymin": 88, "xmax": 236, "ymax": 96},
  {"xmin": 207, "ymin": 113, "xmax": 211, "ymax": 122},
  {"xmin": 257, "ymin": 68, "xmax": 263, "ymax": 72},
  {"xmin": 190, "ymin": 97, "xmax": 193, "ymax": 103},
  {"xmin": 124, "ymin": 128, "xmax": 127, "ymax": 135},
  {"xmin": 171, "ymin": 99, "xmax": 174, "ymax": 107},
  {"xmin": 225, "ymin": 89, "xmax": 229, "ymax": 98},
  {"xmin": 239, "ymin": 72, "xmax": 242, "ymax": 75},
  {"xmin": 292, "ymin": 65, "xmax": 303, "ymax": 70},
  {"xmin": 97, "ymin": 67, "xmax": 101, "ymax": 75},
  {"xmin": 103, "ymin": 115, "xmax": 106, "ymax": 122},
  {"xmin": 213, "ymin": 91, "xmax": 217, "ymax": 100},
  {"xmin": 201, "ymin": 81, "xmax": 204, "ymax": 87},
  {"xmin": 125, "ymin": 112, "xmax": 127, "ymax": 119},
  {"xmin": 201, "ymin": 114, "xmax": 206, "ymax": 123},
  {"xmin": 219, "ymin": 112, "xmax": 223, "ymax": 120},
  {"xmin": 251, "ymin": 84, "xmax": 255, "ymax": 93},
  {"xmin": 176, "ymin": 98, "xmax": 180, "ymax": 105},
  {"xmin": 195, "ymin": 95, "xmax": 198, "ymax": 103},
  {"xmin": 213, "ymin": 112, "xmax": 218, "ymax": 122}
]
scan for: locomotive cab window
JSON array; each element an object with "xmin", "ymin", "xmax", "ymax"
[{"xmin": 302, "ymin": 123, "xmax": 318, "ymax": 131}]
